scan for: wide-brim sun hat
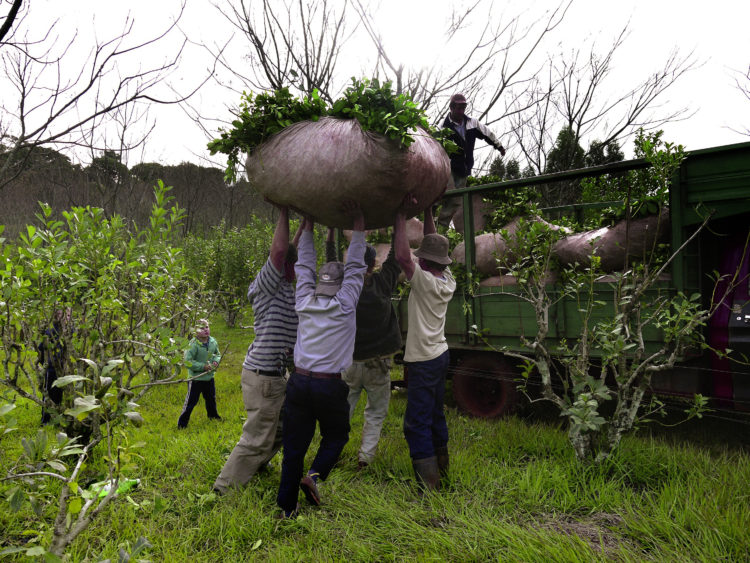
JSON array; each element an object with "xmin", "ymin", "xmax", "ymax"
[{"xmin": 414, "ymin": 233, "xmax": 452, "ymax": 265}]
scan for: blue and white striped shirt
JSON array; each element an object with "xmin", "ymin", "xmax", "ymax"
[{"xmin": 242, "ymin": 258, "xmax": 298, "ymax": 372}]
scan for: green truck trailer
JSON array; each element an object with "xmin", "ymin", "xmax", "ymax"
[{"xmin": 394, "ymin": 141, "xmax": 750, "ymax": 418}]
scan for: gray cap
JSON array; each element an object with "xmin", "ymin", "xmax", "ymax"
[
  {"xmin": 414, "ymin": 234, "xmax": 452, "ymax": 265},
  {"xmin": 315, "ymin": 261, "xmax": 345, "ymax": 297}
]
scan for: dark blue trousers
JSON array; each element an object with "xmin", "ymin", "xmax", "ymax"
[
  {"xmin": 403, "ymin": 350, "xmax": 450, "ymax": 460},
  {"xmin": 277, "ymin": 372, "xmax": 350, "ymax": 513},
  {"xmin": 177, "ymin": 379, "xmax": 219, "ymax": 428}
]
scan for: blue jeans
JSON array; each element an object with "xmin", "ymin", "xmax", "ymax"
[
  {"xmin": 403, "ymin": 351, "xmax": 450, "ymax": 460},
  {"xmin": 276, "ymin": 371, "xmax": 350, "ymax": 512}
]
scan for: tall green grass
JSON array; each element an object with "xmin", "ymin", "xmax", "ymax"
[{"xmin": 1, "ymin": 316, "xmax": 749, "ymax": 561}]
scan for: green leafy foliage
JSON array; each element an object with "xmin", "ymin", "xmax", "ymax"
[
  {"xmin": 481, "ymin": 132, "xmax": 715, "ymax": 462},
  {"xmin": 0, "ymin": 181, "xmax": 208, "ymax": 557},
  {"xmin": 207, "ymin": 88, "xmax": 327, "ymax": 183},
  {"xmin": 484, "ymin": 185, "xmax": 543, "ymax": 231},
  {"xmin": 183, "ymin": 218, "xmax": 275, "ymax": 327},
  {"xmin": 581, "ymin": 129, "xmax": 685, "ymax": 227},
  {"xmin": 328, "ymin": 78, "xmax": 429, "ymax": 147}
]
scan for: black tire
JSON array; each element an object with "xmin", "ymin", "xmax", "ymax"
[{"xmin": 451, "ymin": 353, "xmax": 520, "ymax": 418}]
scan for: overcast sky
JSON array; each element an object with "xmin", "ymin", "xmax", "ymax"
[{"xmin": 6, "ymin": 0, "xmax": 749, "ymax": 169}]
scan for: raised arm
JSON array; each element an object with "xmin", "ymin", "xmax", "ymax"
[
  {"xmin": 338, "ymin": 200, "xmax": 367, "ymax": 307},
  {"xmin": 294, "ymin": 215, "xmax": 317, "ymax": 301},
  {"xmin": 325, "ymin": 227, "xmax": 337, "ymax": 263},
  {"xmin": 395, "ymin": 193, "xmax": 420, "ymax": 281},
  {"xmin": 269, "ymin": 206, "xmax": 290, "ymax": 272},
  {"xmin": 423, "ymin": 205, "xmax": 437, "ymax": 236},
  {"xmin": 292, "ymin": 217, "xmax": 304, "ymax": 248}
]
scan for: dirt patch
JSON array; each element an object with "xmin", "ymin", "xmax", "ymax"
[{"xmin": 533, "ymin": 511, "xmax": 632, "ymax": 555}]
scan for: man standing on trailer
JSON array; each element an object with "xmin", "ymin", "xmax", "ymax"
[
  {"xmin": 394, "ymin": 199, "xmax": 456, "ymax": 490},
  {"xmin": 438, "ymin": 93, "xmax": 505, "ymax": 227}
]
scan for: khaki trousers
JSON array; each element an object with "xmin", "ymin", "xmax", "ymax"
[
  {"xmin": 342, "ymin": 357, "xmax": 392, "ymax": 464},
  {"xmin": 213, "ymin": 367, "xmax": 286, "ymax": 493}
]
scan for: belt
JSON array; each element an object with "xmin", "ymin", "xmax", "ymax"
[
  {"xmin": 294, "ymin": 367, "xmax": 341, "ymax": 379},
  {"xmin": 256, "ymin": 369, "xmax": 285, "ymax": 377}
]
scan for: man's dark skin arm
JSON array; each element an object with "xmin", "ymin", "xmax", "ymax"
[
  {"xmin": 423, "ymin": 205, "xmax": 437, "ymax": 236},
  {"xmin": 395, "ymin": 194, "xmax": 420, "ymax": 281},
  {"xmin": 270, "ymin": 206, "xmax": 290, "ymax": 272},
  {"xmin": 325, "ymin": 227, "xmax": 337, "ymax": 263}
]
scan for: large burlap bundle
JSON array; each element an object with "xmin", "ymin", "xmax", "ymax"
[
  {"xmin": 479, "ymin": 271, "xmax": 558, "ymax": 288},
  {"xmin": 553, "ymin": 209, "xmax": 670, "ymax": 271},
  {"xmin": 479, "ymin": 275, "xmax": 519, "ymax": 288},
  {"xmin": 246, "ymin": 117, "xmax": 451, "ymax": 228},
  {"xmin": 450, "ymin": 233, "xmax": 508, "ymax": 276}
]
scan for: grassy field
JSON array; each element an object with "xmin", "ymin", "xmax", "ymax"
[{"xmin": 2, "ymin": 316, "xmax": 750, "ymax": 562}]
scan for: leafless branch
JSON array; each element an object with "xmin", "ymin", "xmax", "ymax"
[
  {"xmin": 729, "ymin": 64, "xmax": 750, "ymax": 137},
  {"xmin": 0, "ymin": 0, "xmax": 211, "ymax": 191}
]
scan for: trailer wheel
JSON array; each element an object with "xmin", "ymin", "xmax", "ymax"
[{"xmin": 452, "ymin": 353, "xmax": 519, "ymax": 418}]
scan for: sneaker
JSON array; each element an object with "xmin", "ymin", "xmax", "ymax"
[
  {"xmin": 357, "ymin": 460, "xmax": 369, "ymax": 471},
  {"xmin": 300, "ymin": 474, "xmax": 321, "ymax": 506}
]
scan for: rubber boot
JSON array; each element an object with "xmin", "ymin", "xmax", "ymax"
[
  {"xmin": 435, "ymin": 445, "xmax": 449, "ymax": 479},
  {"xmin": 412, "ymin": 456, "xmax": 440, "ymax": 492}
]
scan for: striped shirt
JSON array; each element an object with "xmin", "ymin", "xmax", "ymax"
[{"xmin": 242, "ymin": 258, "xmax": 298, "ymax": 372}]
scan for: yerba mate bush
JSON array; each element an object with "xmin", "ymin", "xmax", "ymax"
[
  {"xmin": 0, "ymin": 182, "xmax": 206, "ymax": 559},
  {"xmin": 182, "ymin": 218, "xmax": 275, "ymax": 327},
  {"xmin": 473, "ymin": 136, "xmax": 737, "ymax": 462}
]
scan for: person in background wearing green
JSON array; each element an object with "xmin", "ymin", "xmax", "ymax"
[{"xmin": 177, "ymin": 319, "xmax": 222, "ymax": 429}]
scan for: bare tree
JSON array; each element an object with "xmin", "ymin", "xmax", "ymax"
[
  {"xmin": 0, "ymin": 0, "xmax": 211, "ymax": 192},
  {"xmin": 508, "ymin": 26, "xmax": 697, "ymax": 175},
  {"xmin": 194, "ymin": 0, "xmax": 574, "ymax": 176},
  {"xmin": 193, "ymin": 0, "xmax": 698, "ymax": 185},
  {"xmin": 210, "ymin": 0, "xmax": 355, "ymax": 103},
  {"xmin": 351, "ymin": 0, "xmax": 572, "ymax": 124},
  {"xmin": 0, "ymin": 0, "xmax": 22, "ymax": 44},
  {"xmin": 730, "ymin": 64, "xmax": 750, "ymax": 137}
]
